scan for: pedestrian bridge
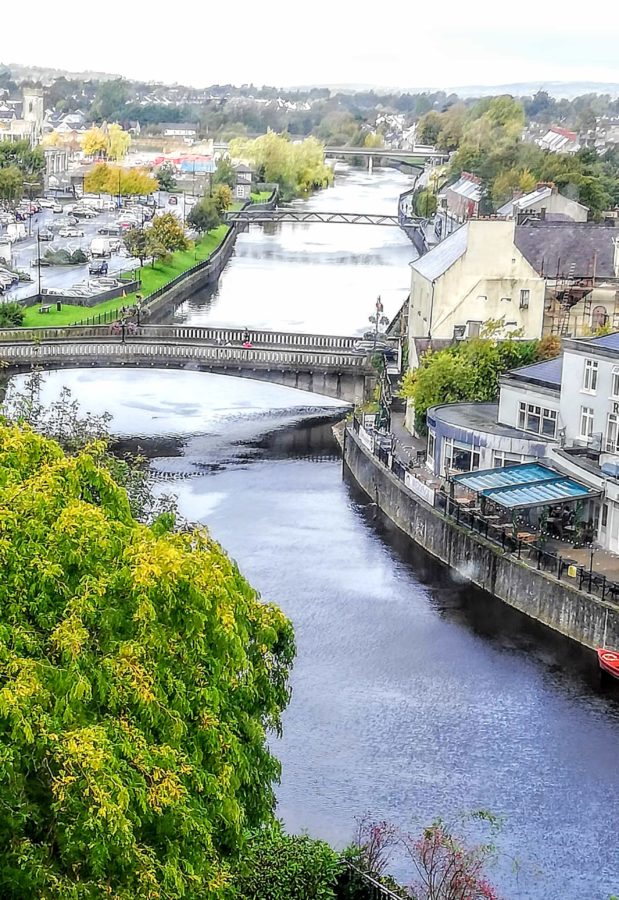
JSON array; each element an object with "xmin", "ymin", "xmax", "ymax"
[
  {"xmin": 225, "ymin": 209, "xmax": 408, "ymax": 227},
  {"xmin": 0, "ymin": 324, "xmax": 388, "ymax": 405}
]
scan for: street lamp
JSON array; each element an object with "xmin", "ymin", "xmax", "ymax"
[
  {"xmin": 368, "ymin": 295, "xmax": 389, "ymax": 351},
  {"xmin": 36, "ymin": 228, "xmax": 41, "ymax": 298}
]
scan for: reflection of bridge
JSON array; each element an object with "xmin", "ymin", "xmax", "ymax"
[
  {"xmin": 224, "ymin": 209, "xmax": 410, "ymax": 227},
  {"xmin": 0, "ymin": 325, "xmax": 394, "ymax": 404}
]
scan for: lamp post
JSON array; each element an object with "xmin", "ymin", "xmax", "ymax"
[{"xmin": 117, "ymin": 168, "xmax": 122, "ymax": 210}]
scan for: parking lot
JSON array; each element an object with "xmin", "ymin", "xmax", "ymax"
[{"xmin": 0, "ymin": 193, "xmax": 179, "ymax": 304}]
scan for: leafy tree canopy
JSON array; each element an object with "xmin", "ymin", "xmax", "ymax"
[
  {"xmin": 229, "ymin": 133, "xmax": 333, "ymax": 200},
  {"xmin": 84, "ymin": 163, "xmax": 157, "ymax": 197},
  {"xmin": 212, "ymin": 158, "xmax": 236, "ymax": 191},
  {"xmin": 400, "ymin": 321, "xmax": 556, "ymax": 432},
  {"xmin": 156, "ymin": 163, "xmax": 177, "ymax": 192},
  {"xmin": 0, "ymin": 422, "xmax": 295, "ymax": 899},
  {"xmin": 187, "ymin": 197, "xmax": 221, "ymax": 233},
  {"xmin": 148, "ymin": 212, "xmax": 189, "ymax": 252}
]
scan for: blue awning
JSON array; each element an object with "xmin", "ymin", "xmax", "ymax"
[{"xmin": 451, "ymin": 462, "xmax": 600, "ymax": 509}]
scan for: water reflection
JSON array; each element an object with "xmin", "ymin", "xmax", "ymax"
[
  {"xmin": 10, "ymin": 366, "xmax": 619, "ymax": 900},
  {"xmin": 172, "ymin": 167, "xmax": 416, "ymax": 334}
]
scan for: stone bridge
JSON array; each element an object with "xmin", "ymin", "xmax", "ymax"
[{"xmin": 0, "ymin": 325, "xmax": 390, "ymax": 405}]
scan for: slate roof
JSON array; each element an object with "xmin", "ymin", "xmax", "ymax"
[
  {"xmin": 410, "ymin": 222, "xmax": 469, "ymax": 281},
  {"xmin": 514, "ymin": 222, "xmax": 618, "ymax": 278},
  {"xmin": 446, "ymin": 175, "xmax": 482, "ymax": 202},
  {"xmin": 503, "ymin": 356, "xmax": 563, "ymax": 387},
  {"xmin": 575, "ymin": 332, "xmax": 619, "ymax": 352}
]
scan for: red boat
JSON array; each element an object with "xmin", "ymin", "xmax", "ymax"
[{"xmin": 597, "ymin": 649, "xmax": 619, "ymax": 679}]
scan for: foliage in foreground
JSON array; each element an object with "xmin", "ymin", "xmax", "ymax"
[
  {"xmin": 401, "ymin": 322, "xmax": 560, "ymax": 433},
  {"xmin": 0, "ymin": 421, "xmax": 295, "ymax": 899},
  {"xmin": 234, "ymin": 824, "xmax": 340, "ymax": 900}
]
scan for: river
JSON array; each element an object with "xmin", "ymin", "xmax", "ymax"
[{"xmin": 10, "ymin": 167, "xmax": 619, "ymax": 899}]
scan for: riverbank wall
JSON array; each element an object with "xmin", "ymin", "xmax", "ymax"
[{"xmin": 343, "ymin": 424, "xmax": 619, "ymax": 650}]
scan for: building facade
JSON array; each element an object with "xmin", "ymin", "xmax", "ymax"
[
  {"xmin": 497, "ymin": 183, "xmax": 589, "ymax": 223},
  {"xmin": 425, "ymin": 334, "xmax": 619, "ymax": 553}
]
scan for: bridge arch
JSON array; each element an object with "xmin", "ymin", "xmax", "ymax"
[{"xmin": 0, "ymin": 340, "xmax": 376, "ymax": 406}]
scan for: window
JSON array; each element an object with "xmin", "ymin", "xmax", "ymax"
[
  {"xmin": 519, "ymin": 289, "xmax": 530, "ymax": 309},
  {"xmin": 580, "ymin": 406, "xmax": 594, "ymax": 439},
  {"xmin": 606, "ymin": 413, "xmax": 619, "ymax": 453},
  {"xmin": 583, "ymin": 358, "xmax": 598, "ymax": 393},
  {"xmin": 612, "ymin": 367, "xmax": 619, "ymax": 399},
  {"xmin": 518, "ymin": 402, "xmax": 556, "ymax": 436},
  {"xmin": 427, "ymin": 430, "xmax": 435, "ymax": 465},
  {"xmin": 443, "ymin": 438, "xmax": 480, "ymax": 474},
  {"xmin": 493, "ymin": 451, "xmax": 524, "ymax": 467},
  {"xmin": 602, "ymin": 504, "xmax": 609, "ymax": 528}
]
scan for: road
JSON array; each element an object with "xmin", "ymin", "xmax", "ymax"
[{"xmin": 0, "ymin": 192, "xmax": 187, "ymax": 304}]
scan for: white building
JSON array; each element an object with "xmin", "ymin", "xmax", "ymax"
[{"xmin": 426, "ymin": 332, "xmax": 619, "ymax": 553}]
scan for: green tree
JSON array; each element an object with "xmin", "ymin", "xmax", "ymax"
[
  {"xmin": 0, "ymin": 422, "xmax": 295, "ymax": 899},
  {"xmin": 0, "ymin": 165, "xmax": 23, "ymax": 201},
  {"xmin": 187, "ymin": 197, "xmax": 221, "ymax": 233},
  {"xmin": 234, "ymin": 823, "xmax": 340, "ymax": 900},
  {"xmin": 400, "ymin": 322, "xmax": 540, "ymax": 432},
  {"xmin": 417, "ymin": 110, "xmax": 443, "ymax": 145},
  {"xmin": 148, "ymin": 212, "xmax": 188, "ymax": 252},
  {"xmin": 212, "ymin": 183, "xmax": 233, "ymax": 215},
  {"xmin": 156, "ymin": 163, "xmax": 177, "ymax": 192},
  {"xmin": 212, "ymin": 158, "xmax": 236, "ymax": 191},
  {"xmin": 0, "ymin": 301, "xmax": 24, "ymax": 327},
  {"xmin": 0, "ymin": 139, "xmax": 44, "ymax": 180},
  {"xmin": 123, "ymin": 227, "xmax": 150, "ymax": 265},
  {"xmin": 229, "ymin": 133, "xmax": 332, "ymax": 200},
  {"xmin": 92, "ymin": 78, "xmax": 129, "ymax": 120},
  {"xmin": 414, "ymin": 189, "xmax": 438, "ymax": 218}
]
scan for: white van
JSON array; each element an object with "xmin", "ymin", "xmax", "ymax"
[{"xmin": 90, "ymin": 237, "xmax": 113, "ymax": 258}]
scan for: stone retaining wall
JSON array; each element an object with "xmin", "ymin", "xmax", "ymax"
[{"xmin": 343, "ymin": 424, "xmax": 619, "ymax": 650}]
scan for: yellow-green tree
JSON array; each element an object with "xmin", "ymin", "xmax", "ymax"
[
  {"xmin": 363, "ymin": 132, "xmax": 384, "ymax": 149},
  {"xmin": 107, "ymin": 122, "xmax": 131, "ymax": 161},
  {"xmin": 229, "ymin": 132, "xmax": 332, "ymax": 200},
  {"xmin": 84, "ymin": 163, "xmax": 157, "ymax": 196},
  {"xmin": 0, "ymin": 423, "xmax": 295, "ymax": 898},
  {"xmin": 81, "ymin": 125, "xmax": 109, "ymax": 158}
]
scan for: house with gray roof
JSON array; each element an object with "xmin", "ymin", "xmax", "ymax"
[
  {"xmin": 497, "ymin": 183, "xmax": 588, "ymax": 223},
  {"xmin": 443, "ymin": 172, "xmax": 482, "ymax": 221}
]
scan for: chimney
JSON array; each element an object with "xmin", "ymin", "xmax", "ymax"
[{"xmin": 536, "ymin": 181, "xmax": 556, "ymax": 193}]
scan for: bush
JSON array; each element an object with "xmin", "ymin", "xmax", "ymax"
[
  {"xmin": 234, "ymin": 824, "xmax": 340, "ymax": 900},
  {"xmin": 0, "ymin": 301, "xmax": 24, "ymax": 327}
]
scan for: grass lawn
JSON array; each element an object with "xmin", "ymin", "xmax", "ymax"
[
  {"xmin": 250, "ymin": 191, "xmax": 272, "ymax": 202},
  {"xmin": 21, "ymin": 225, "xmax": 230, "ymax": 328}
]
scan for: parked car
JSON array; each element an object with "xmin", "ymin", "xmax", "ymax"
[
  {"xmin": 88, "ymin": 260, "xmax": 109, "ymax": 276},
  {"xmin": 168, "ymin": 196, "xmax": 178, "ymax": 205},
  {"xmin": 58, "ymin": 227, "xmax": 84, "ymax": 238},
  {"xmin": 39, "ymin": 198, "xmax": 57, "ymax": 209},
  {"xmin": 352, "ymin": 339, "xmax": 397, "ymax": 360},
  {"xmin": 0, "ymin": 268, "xmax": 19, "ymax": 286},
  {"xmin": 38, "ymin": 230, "xmax": 54, "ymax": 241},
  {"xmin": 97, "ymin": 225, "xmax": 121, "ymax": 236},
  {"xmin": 72, "ymin": 206, "xmax": 98, "ymax": 218},
  {"xmin": 52, "ymin": 204, "xmax": 63, "ymax": 213}
]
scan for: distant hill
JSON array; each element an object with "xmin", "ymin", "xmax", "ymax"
[
  {"xmin": 292, "ymin": 81, "xmax": 619, "ymax": 100},
  {"xmin": 2, "ymin": 62, "xmax": 120, "ymax": 84}
]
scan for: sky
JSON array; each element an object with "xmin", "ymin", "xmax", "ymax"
[{"xmin": 5, "ymin": 0, "xmax": 619, "ymax": 91}]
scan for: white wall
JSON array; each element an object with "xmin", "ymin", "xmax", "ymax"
[
  {"xmin": 559, "ymin": 349, "xmax": 617, "ymax": 443},
  {"xmin": 498, "ymin": 382, "xmax": 561, "ymax": 431},
  {"xmin": 408, "ymin": 220, "xmax": 546, "ymax": 346}
]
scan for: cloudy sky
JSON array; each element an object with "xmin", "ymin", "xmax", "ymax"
[{"xmin": 5, "ymin": 0, "xmax": 619, "ymax": 89}]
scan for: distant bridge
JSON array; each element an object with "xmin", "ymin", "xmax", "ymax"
[
  {"xmin": 324, "ymin": 146, "xmax": 447, "ymax": 161},
  {"xmin": 0, "ymin": 325, "xmax": 398, "ymax": 405},
  {"xmin": 224, "ymin": 209, "xmax": 412, "ymax": 227}
]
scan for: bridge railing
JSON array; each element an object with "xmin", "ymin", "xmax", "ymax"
[
  {"xmin": 0, "ymin": 324, "xmax": 366, "ymax": 351},
  {"xmin": 0, "ymin": 340, "xmax": 370, "ymax": 370}
]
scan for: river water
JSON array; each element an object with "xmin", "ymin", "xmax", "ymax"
[{"xmin": 11, "ymin": 168, "xmax": 619, "ymax": 899}]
